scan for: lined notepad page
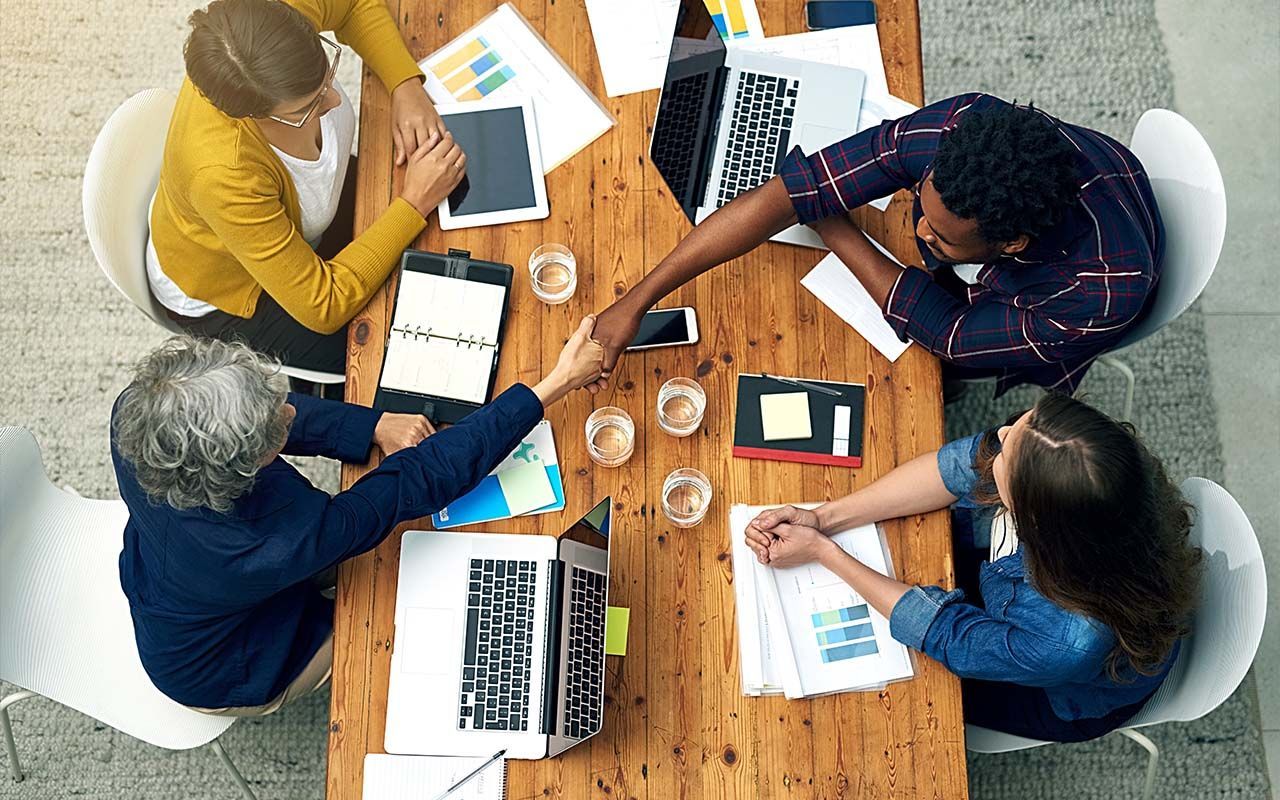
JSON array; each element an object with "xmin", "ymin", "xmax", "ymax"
[
  {"xmin": 381, "ymin": 272, "xmax": 507, "ymax": 404},
  {"xmin": 362, "ymin": 753, "xmax": 505, "ymax": 800}
]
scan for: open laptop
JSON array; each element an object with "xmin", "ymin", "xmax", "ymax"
[
  {"xmin": 650, "ymin": 0, "xmax": 866, "ymax": 249},
  {"xmin": 384, "ymin": 498, "xmax": 612, "ymax": 759}
]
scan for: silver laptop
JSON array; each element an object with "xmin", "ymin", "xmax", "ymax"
[
  {"xmin": 650, "ymin": 0, "xmax": 866, "ymax": 248},
  {"xmin": 384, "ymin": 498, "xmax": 612, "ymax": 759}
]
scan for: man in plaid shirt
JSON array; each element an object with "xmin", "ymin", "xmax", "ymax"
[{"xmin": 591, "ymin": 93, "xmax": 1163, "ymax": 397}]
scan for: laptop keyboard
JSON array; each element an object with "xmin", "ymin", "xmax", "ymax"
[
  {"xmin": 651, "ymin": 71, "xmax": 711, "ymax": 202},
  {"xmin": 715, "ymin": 72, "xmax": 800, "ymax": 207},
  {"xmin": 457, "ymin": 558, "xmax": 536, "ymax": 732},
  {"xmin": 562, "ymin": 567, "xmax": 607, "ymax": 740}
]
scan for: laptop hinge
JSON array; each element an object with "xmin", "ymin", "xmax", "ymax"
[{"xmin": 539, "ymin": 558, "xmax": 567, "ymax": 736}]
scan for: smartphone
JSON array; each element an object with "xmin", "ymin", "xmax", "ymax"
[
  {"xmin": 805, "ymin": 0, "xmax": 878, "ymax": 30},
  {"xmin": 626, "ymin": 307, "xmax": 700, "ymax": 351}
]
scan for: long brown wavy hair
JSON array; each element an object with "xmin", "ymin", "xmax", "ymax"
[{"xmin": 973, "ymin": 393, "xmax": 1202, "ymax": 680}]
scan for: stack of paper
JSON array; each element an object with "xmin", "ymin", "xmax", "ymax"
[
  {"xmin": 801, "ymin": 247, "xmax": 913, "ymax": 363},
  {"xmin": 730, "ymin": 504, "xmax": 914, "ymax": 698}
]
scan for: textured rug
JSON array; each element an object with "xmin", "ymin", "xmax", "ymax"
[{"xmin": 0, "ymin": 0, "xmax": 1268, "ymax": 798}]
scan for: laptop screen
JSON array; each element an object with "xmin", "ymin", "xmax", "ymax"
[
  {"xmin": 650, "ymin": 0, "xmax": 728, "ymax": 221},
  {"xmin": 557, "ymin": 497, "xmax": 611, "ymax": 556}
]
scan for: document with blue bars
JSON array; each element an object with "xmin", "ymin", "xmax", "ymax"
[{"xmin": 731, "ymin": 504, "xmax": 914, "ymax": 698}]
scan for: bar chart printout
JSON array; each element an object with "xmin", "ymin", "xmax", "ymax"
[
  {"xmin": 705, "ymin": 0, "xmax": 764, "ymax": 40},
  {"xmin": 811, "ymin": 604, "xmax": 879, "ymax": 663}
]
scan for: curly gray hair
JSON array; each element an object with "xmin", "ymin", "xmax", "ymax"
[{"xmin": 113, "ymin": 336, "xmax": 291, "ymax": 513}]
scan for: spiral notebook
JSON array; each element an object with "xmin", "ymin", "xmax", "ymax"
[
  {"xmin": 362, "ymin": 753, "xmax": 506, "ymax": 800},
  {"xmin": 375, "ymin": 249, "xmax": 513, "ymax": 424}
]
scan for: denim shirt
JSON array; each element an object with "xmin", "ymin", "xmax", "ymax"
[{"xmin": 888, "ymin": 433, "xmax": 1176, "ymax": 721}]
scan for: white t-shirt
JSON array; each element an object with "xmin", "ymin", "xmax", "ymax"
[{"xmin": 146, "ymin": 81, "xmax": 356, "ymax": 318}]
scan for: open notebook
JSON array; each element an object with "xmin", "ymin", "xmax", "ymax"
[
  {"xmin": 375, "ymin": 249, "xmax": 513, "ymax": 423},
  {"xmin": 362, "ymin": 753, "xmax": 506, "ymax": 800}
]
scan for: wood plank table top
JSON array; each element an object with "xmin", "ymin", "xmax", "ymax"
[{"xmin": 330, "ymin": 2, "xmax": 967, "ymax": 797}]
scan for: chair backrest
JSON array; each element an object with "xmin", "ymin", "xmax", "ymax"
[
  {"xmin": 1125, "ymin": 477, "xmax": 1267, "ymax": 728},
  {"xmin": 1118, "ymin": 109, "xmax": 1226, "ymax": 348},
  {"xmin": 82, "ymin": 88, "xmax": 181, "ymax": 333},
  {"xmin": 0, "ymin": 427, "xmax": 233, "ymax": 749}
]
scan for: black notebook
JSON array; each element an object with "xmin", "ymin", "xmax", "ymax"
[
  {"xmin": 732, "ymin": 373, "xmax": 866, "ymax": 468},
  {"xmin": 374, "ymin": 248, "xmax": 513, "ymax": 424}
]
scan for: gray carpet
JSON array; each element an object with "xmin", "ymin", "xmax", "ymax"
[{"xmin": 0, "ymin": 0, "xmax": 1267, "ymax": 798}]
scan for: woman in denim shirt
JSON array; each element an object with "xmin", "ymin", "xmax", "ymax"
[{"xmin": 744, "ymin": 393, "xmax": 1202, "ymax": 742}]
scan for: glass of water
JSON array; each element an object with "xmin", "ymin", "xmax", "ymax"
[
  {"xmin": 662, "ymin": 468, "xmax": 712, "ymax": 528},
  {"xmin": 585, "ymin": 406, "xmax": 635, "ymax": 467},
  {"xmin": 528, "ymin": 243, "xmax": 577, "ymax": 305},
  {"xmin": 657, "ymin": 377, "xmax": 706, "ymax": 437}
]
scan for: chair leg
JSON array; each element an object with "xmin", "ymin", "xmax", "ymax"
[
  {"xmin": 1, "ymin": 690, "xmax": 39, "ymax": 782},
  {"xmin": 1096, "ymin": 354, "xmax": 1136, "ymax": 422},
  {"xmin": 1117, "ymin": 727, "xmax": 1159, "ymax": 800},
  {"xmin": 209, "ymin": 737, "xmax": 258, "ymax": 800}
]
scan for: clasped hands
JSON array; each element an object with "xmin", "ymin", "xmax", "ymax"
[{"xmin": 744, "ymin": 505, "xmax": 842, "ymax": 569}]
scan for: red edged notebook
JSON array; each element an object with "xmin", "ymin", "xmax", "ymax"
[{"xmin": 732, "ymin": 373, "xmax": 865, "ymax": 468}]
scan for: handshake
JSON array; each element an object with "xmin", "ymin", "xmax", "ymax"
[{"xmin": 537, "ymin": 301, "xmax": 648, "ymax": 403}]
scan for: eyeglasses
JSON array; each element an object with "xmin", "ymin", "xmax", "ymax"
[{"xmin": 266, "ymin": 35, "xmax": 341, "ymax": 128}]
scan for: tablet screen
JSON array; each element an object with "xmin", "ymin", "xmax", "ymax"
[{"xmin": 443, "ymin": 106, "xmax": 537, "ymax": 216}]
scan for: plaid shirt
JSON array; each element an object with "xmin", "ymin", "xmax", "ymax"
[{"xmin": 781, "ymin": 93, "xmax": 1164, "ymax": 395}]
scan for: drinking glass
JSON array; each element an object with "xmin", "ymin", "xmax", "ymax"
[
  {"xmin": 528, "ymin": 243, "xmax": 577, "ymax": 304},
  {"xmin": 656, "ymin": 377, "xmax": 706, "ymax": 437},
  {"xmin": 662, "ymin": 467, "xmax": 712, "ymax": 528},
  {"xmin": 585, "ymin": 406, "xmax": 635, "ymax": 467}
]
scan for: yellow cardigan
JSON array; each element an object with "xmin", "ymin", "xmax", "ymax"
[{"xmin": 150, "ymin": 0, "xmax": 426, "ymax": 334}]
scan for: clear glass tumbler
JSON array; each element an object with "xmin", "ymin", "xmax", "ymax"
[
  {"xmin": 656, "ymin": 377, "xmax": 706, "ymax": 437},
  {"xmin": 585, "ymin": 406, "xmax": 635, "ymax": 467},
  {"xmin": 662, "ymin": 467, "xmax": 712, "ymax": 528},
  {"xmin": 528, "ymin": 243, "xmax": 577, "ymax": 304}
]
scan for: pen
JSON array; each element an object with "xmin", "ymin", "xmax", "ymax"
[
  {"xmin": 760, "ymin": 372, "xmax": 842, "ymax": 397},
  {"xmin": 428, "ymin": 749, "xmax": 506, "ymax": 800}
]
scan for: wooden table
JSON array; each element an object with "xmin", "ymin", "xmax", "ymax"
[{"xmin": 330, "ymin": 2, "xmax": 967, "ymax": 797}]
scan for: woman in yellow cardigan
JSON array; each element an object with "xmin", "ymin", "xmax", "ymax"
[{"xmin": 147, "ymin": 0, "xmax": 465, "ymax": 373}]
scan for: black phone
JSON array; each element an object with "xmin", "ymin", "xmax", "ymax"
[
  {"xmin": 626, "ymin": 307, "xmax": 700, "ymax": 351},
  {"xmin": 805, "ymin": 0, "xmax": 878, "ymax": 30}
]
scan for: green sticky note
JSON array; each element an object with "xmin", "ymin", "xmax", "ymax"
[
  {"xmin": 605, "ymin": 606, "xmax": 630, "ymax": 656},
  {"xmin": 496, "ymin": 460, "xmax": 555, "ymax": 516}
]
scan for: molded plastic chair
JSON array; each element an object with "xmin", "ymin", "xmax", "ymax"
[
  {"xmin": 965, "ymin": 478, "xmax": 1267, "ymax": 800},
  {"xmin": 0, "ymin": 427, "xmax": 259, "ymax": 799},
  {"xmin": 1095, "ymin": 109, "xmax": 1226, "ymax": 420},
  {"xmin": 82, "ymin": 88, "xmax": 345, "ymax": 387}
]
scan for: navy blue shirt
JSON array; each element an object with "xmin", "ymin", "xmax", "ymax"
[
  {"xmin": 112, "ymin": 385, "xmax": 543, "ymax": 708},
  {"xmin": 888, "ymin": 433, "xmax": 1176, "ymax": 720}
]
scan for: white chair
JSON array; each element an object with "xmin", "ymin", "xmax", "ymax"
[
  {"xmin": 82, "ymin": 88, "xmax": 345, "ymax": 387},
  {"xmin": 0, "ymin": 427, "xmax": 259, "ymax": 799},
  {"xmin": 1095, "ymin": 109, "xmax": 1227, "ymax": 421},
  {"xmin": 965, "ymin": 477, "xmax": 1267, "ymax": 800}
]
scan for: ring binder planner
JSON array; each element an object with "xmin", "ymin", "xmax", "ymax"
[{"xmin": 374, "ymin": 249, "xmax": 515, "ymax": 424}]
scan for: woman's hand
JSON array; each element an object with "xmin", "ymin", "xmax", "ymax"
[
  {"xmin": 745, "ymin": 522, "xmax": 838, "ymax": 568},
  {"xmin": 391, "ymin": 80, "xmax": 448, "ymax": 166},
  {"xmin": 750, "ymin": 504, "xmax": 822, "ymax": 535},
  {"xmin": 531, "ymin": 317, "xmax": 606, "ymax": 408},
  {"xmin": 373, "ymin": 413, "xmax": 436, "ymax": 455},
  {"xmin": 400, "ymin": 132, "xmax": 466, "ymax": 217}
]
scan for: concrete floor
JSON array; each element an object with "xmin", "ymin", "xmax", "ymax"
[{"xmin": 1154, "ymin": 0, "xmax": 1280, "ymax": 786}]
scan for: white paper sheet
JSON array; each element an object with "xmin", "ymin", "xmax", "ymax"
[
  {"xmin": 363, "ymin": 754, "xmax": 504, "ymax": 800},
  {"xmin": 421, "ymin": 3, "xmax": 615, "ymax": 171},
  {"xmin": 802, "ymin": 249, "xmax": 913, "ymax": 363},
  {"xmin": 735, "ymin": 24, "xmax": 888, "ymax": 99},
  {"xmin": 585, "ymin": 0, "xmax": 681, "ymax": 97}
]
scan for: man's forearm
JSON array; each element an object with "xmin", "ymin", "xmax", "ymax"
[
  {"xmin": 626, "ymin": 176, "xmax": 797, "ymax": 310},
  {"xmin": 814, "ymin": 216, "xmax": 905, "ymax": 307}
]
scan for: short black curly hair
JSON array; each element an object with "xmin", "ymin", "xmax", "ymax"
[{"xmin": 931, "ymin": 104, "xmax": 1081, "ymax": 244}]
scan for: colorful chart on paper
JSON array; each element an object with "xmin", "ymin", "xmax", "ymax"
[
  {"xmin": 705, "ymin": 0, "xmax": 759, "ymax": 40},
  {"xmin": 428, "ymin": 36, "xmax": 517, "ymax": 101},
  {"xmin": 811, "ymin": 604, "xmax": 880, "ymax": 662}
]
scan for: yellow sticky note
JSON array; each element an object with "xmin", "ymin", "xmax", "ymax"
[
  {"xmin": 605, "ymin": 606, "xmax": 630, "ymax": 656},
  {"xmin": 760, "ymin": 392, "xmax": 812, "ymax": 441}
]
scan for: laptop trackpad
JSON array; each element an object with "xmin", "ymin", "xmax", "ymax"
[
  {"xmin": 797, "ymin": 123, "xmax": 850, "ymax": 155},
  {"xmin": 400, "ymin": 607, "xmax": 456, "ymax": 675}
]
